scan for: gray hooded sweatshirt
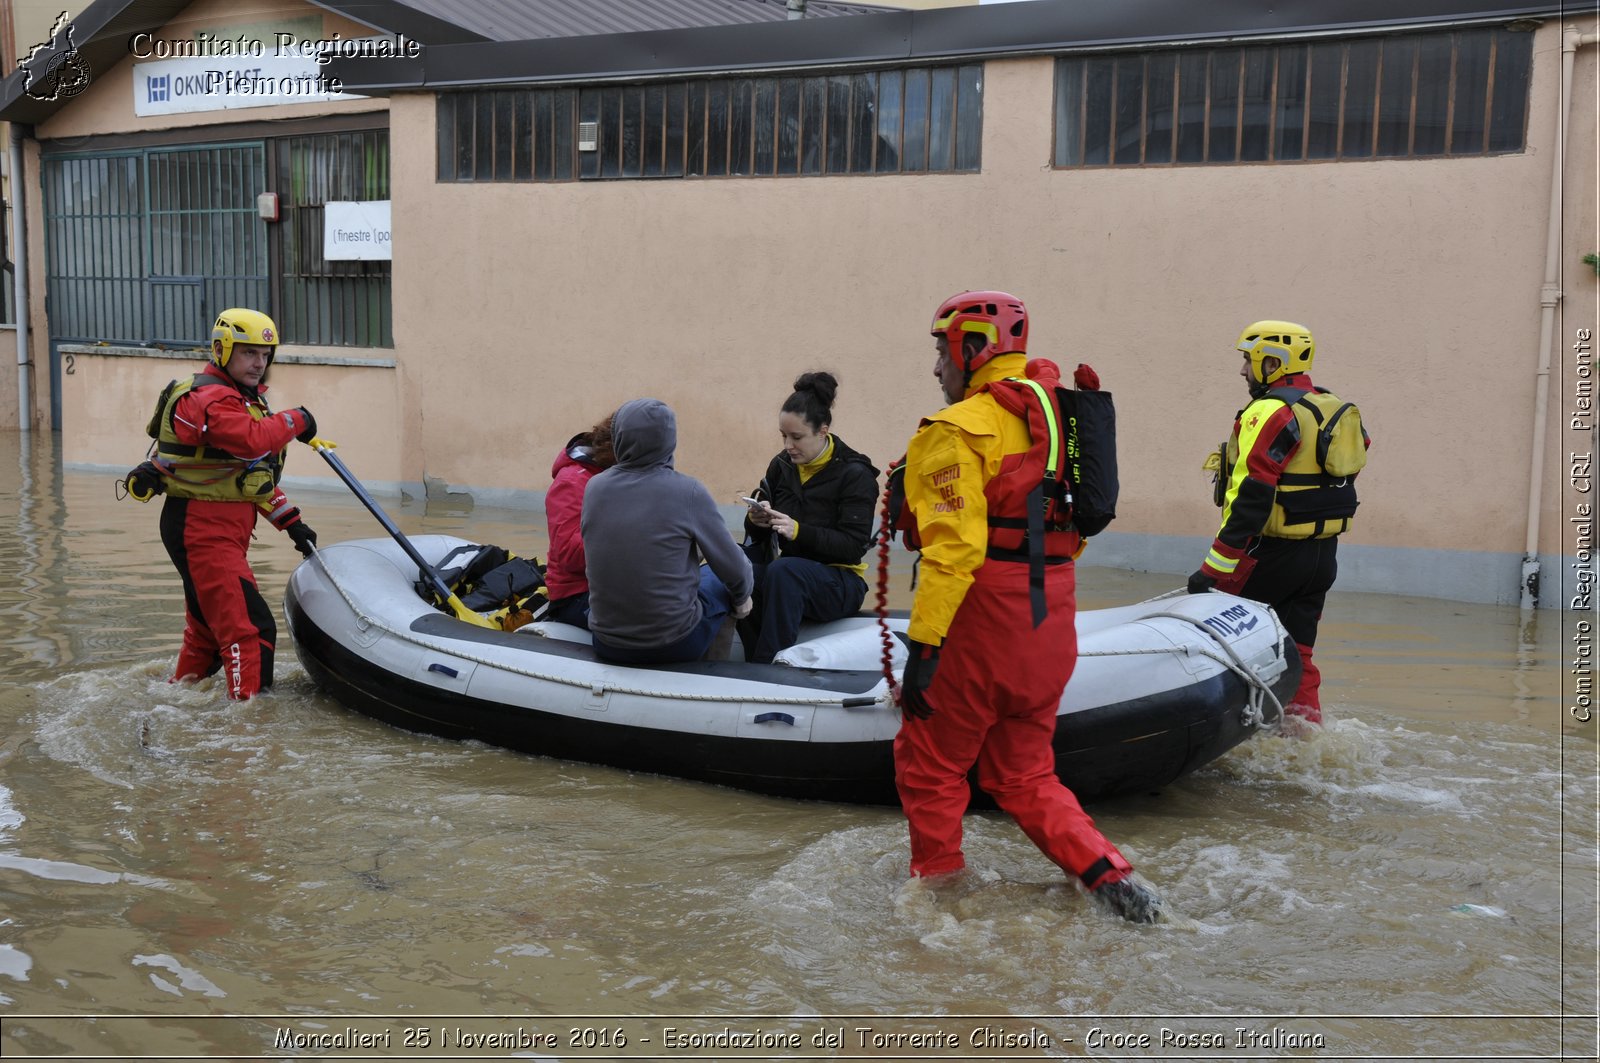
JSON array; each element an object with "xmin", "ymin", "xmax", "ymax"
[{"xmin": 581, "ymin": 398, "xmax": 753, "ymax": 651}]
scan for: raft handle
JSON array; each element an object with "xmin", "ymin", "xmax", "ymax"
[
  {"xmin": 427, "ymin": 663, "xmax": 460, "ymax": 678},
  {"xmin": 840, "ymin": 696, "xmax": 877, "ymax": 708},
  {"xmin": 752, "ymin": 711, "xmax": 795, "ymax": 726}
]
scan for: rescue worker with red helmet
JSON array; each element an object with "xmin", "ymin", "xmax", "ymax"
[
  {"xmin": 122, "ymin": 308, "xmax": 334, "ymax": 700},
  {"xmin": 1188, "ymin": 321, "xmax": 1370, "ymax": 729},
  {"xmin": 894, "ymin": 290, "xmax": 1163, "ymax": 924}
]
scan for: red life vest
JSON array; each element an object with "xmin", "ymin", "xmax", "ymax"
[
  {"xmin": 882, "ymin": 360, "xmax": 1099, "ymax": 626},
  {"xmin": 979, "ymin": 373, "xmax": 1081, "ymax": 560},
  {"xmin": 977, "ymin": 365, "xmax": 1082, "ymax": 625}
]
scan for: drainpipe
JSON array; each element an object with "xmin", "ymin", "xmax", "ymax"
[
  {"xmin": 787, "ymin": 0, "xmax": 807, "ymax": 20},
  {"xmin": 9, "ymin": 125, "xmax": 28, "ymax": 434},
  {"xmin": 1523, "ymin": 22, "xmax": 1600, "ymax": 609}
]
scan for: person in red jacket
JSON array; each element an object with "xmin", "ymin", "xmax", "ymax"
[
  {"xmin": 123, "ymin": 308, "xmax": 331, "ymax": 700},
  {"xmin": 894, "ymin": 290, "xmax": 1163, "ymax": 924},
  {"xmin": 543, "ymin": 415, "xmax": 615, "ymax": 628}
]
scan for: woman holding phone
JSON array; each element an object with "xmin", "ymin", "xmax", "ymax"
[{"xmin": 740, "ymin": 371, "xmax": 880, "ymax": 663}]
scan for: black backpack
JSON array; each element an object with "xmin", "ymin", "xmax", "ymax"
[
  {"xmin": 419, "ymin": 543, "xmax": 545, "ymax": 612},
  {"xmin": 1055, "ymin": 385, "xmax": 1118, "ymax": 537}
]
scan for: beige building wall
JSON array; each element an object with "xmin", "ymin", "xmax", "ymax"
[
  {"xmin": 58, "ymin": 345, "xmax": 404, "ymax": 486},
  {"xmin": 0, "ymin": 1, "xmax": 87, "ymax": 432},
  {"xmin": 380, "ymin": 18, "xmax": 1597, "ymax": 603},
  {"xmin": 8, "ymin": 5, "xmax": 1597, "ymax": 606},
  {"xmin": 3, "ymin": 0, "xmax": 390, "ymax": 468}
]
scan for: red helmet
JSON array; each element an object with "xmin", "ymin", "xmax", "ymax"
[{"xmin": 930, "ymin": 290, "xmax": 1028, "ymax": 372}]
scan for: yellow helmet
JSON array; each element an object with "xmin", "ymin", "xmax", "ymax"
[
  {"xmin": 211, "ymin": 307, "xmax": 278, "ymax": 368},
  {"xmin": 1237, "ymin": 320, "xmax": 1313, "ymax": 388}
]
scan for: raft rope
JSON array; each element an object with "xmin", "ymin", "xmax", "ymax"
[
  {"xmin": 1078, "ymin": 606, "xmax": 1289, "ymax": 730},
  {"xmin": 872, "ymin": 479, "xmax": 903, "ymax": 708},
  {"xmin": 307, "ymin": 547, "xmax": 888, "ymax": 707}
]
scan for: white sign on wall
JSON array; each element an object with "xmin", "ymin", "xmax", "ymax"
[
  {"xmin": 133, "ymin": 53, "xmax": 361, "ymax": 116},
  {"xmin": 324, "ymin": 201, "xmax": 392, "ymax": 261}
]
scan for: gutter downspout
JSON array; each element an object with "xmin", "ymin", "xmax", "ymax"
[
  {"xmin": 9, "ymin": 124, "xmax": 28, "ymax": 434},
  {"xmin": 1523, "ymin": 23, "xmax": 1600, "ymax": 609}
]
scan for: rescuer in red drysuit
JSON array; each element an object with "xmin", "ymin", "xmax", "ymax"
[
  {"xmin": 892, "ymin": 290, "xmax": 1163, "ymax": 924},
  {"xmin": 123, "ymin": 308, "xmax": 332, "ymax": 700}
]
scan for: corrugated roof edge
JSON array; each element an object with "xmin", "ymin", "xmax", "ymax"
[
  {"xmin": 323, "ymin": 0, "xmax": 1570, "ymax": 93},
  {"xmin": 0, "ymin": 0, "xmax": 1570, "ymax": 124},
  {"xmin": 386, "ymin": 0, "xmax": 902, "ymax": 43}
]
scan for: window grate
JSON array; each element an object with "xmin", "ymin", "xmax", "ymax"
[
  {"xmin": 42, "ymin": 133, "xmax": 392, "ymax": 351},
  {"xmin": 438, "ymin": 64, "xmax": 984, "ymax": 182},
  {"xmin": 1053, "ymin": 26, "xmax": 1531, "ymax": 168},
  {"xmin": 42, "ymin": 147, "xmax": 267, "ymax": 348},
  {"xmin": 269, "ymin": 129, "xmax": 393, "ymax": 348}
]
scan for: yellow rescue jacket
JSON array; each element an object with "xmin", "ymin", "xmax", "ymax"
[
  {"xmin": 1224, "ymin": 385, "xmax": 1364, "ymax": 540},
  {"xmin": 904, "ymin": 355, "xmax": 1053, "ymax": 644},
  {"xmin": 148, "ymin": 373, "xmax": 285, "ymax": 503}
]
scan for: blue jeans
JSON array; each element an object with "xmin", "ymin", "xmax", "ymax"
[
  {"xmin": 544, "ymin": 591, "xmax": 591, "ymax": 629},
  {"xmin": 740, "ymin": 548, "xmax": 868, "ymax": 663},
  {"xmin": 592, "ymin": 567, "xmax": 733, "ymax": 665}
]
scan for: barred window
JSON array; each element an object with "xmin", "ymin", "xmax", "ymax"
[
  {"xmin": 1054, "ymin": 27, "xmax": 1532, "ymax": 167},
  {"xmin": 43, "ymin": 147, "xmax": 269, "ymax": 348},
  {"xmin": 40, "ymin": 133, "xmax": 391, "ymax": 351},
  {"xmin": 437, "ymin": 64, "xmax": 983, "ymax": 181},
  {"xmin": 271, "ymin": 130, "xmax": 393, "ymax": 347}
]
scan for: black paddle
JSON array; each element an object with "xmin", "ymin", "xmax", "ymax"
[{"xmin": 312, "ymin": 444, "xmax": 498, "ymax": 629}]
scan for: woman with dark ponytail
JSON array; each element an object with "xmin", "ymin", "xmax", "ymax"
[{"xmin": 740, "ymin": 371, "xmax": 880, "ymax": 663}]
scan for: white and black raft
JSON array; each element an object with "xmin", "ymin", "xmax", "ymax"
[{"xmin": 285, "ymin": 535, "xmax": 1300, "ymax": 806}]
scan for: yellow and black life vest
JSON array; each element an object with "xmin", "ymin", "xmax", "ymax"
[
  {"xmin": 145, "ymin": 373, "xmax": 285, "ymax": 502},
  {"xmin": 1228, "ymin": 386, "xmax": 1366, "ymax": 539}
]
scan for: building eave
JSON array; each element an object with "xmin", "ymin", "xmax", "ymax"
[{"xmin": 325, "ymin": 0, "xmax": 1569, "ymax": 94}]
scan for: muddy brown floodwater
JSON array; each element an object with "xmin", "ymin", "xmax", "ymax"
[{"xmin": 0, "ymin": 431, "xmax": 1593, "ymax": 1060}]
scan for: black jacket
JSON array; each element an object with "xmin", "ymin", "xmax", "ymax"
[{"xmin": 746, "ymin": 434, "xmax": 880, "ymax": 567}]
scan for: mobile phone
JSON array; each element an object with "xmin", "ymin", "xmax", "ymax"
[{"xmin": 738, "ymin": 495, "xmax": 763, "ymax": 509}]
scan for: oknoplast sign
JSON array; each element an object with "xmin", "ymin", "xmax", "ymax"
[{"xmin": 129, "ymin": 32, "xmax": 411, "ymax": 116}]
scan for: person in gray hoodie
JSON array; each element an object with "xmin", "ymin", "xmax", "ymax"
[{"xmin": 582, "ymin": 398, "xmax": 754, "ymax": 664}]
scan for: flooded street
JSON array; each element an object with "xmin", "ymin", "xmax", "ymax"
[{"xmin": 0, "ymin": 431, "xmax": 1594, "ymax": 1060}]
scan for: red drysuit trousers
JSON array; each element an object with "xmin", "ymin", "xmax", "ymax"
[
  {"xmin": 893, "ymin": 561, "xmax": 1131, "ymax": 885},
  {"xmin": 159, "ymin": 497, "xmax": 276, "ymax": 700}
]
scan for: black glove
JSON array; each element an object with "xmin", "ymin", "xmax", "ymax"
[
  {"xmin": 286, "ymin": 520, "xmax": 318, "ymax": 558},
  {"xmin": 291, "ymin": 407, "xmax": 317, "ymax": 444},
  {"xmin": 899, "ymin": 639, "xmax": 941, "ymax": 720},
  {"xmin": 124, "ymin": 461, "xmax": 165, "ymax": 502},
  {"xmin": 1186, "ymin": 569, "xmax": 1217, "ymax": 594}
]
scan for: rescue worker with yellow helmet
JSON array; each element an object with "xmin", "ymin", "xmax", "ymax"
[
  {"xmin": 892, "ymin": 290, "xmax": 1163, "ymax": 924},
  {"xmin": 123, "ymin": 307, "xmax": 334, "ymax": 700},
  {"xmin": 1189, "ymin": 320, "xmax": 1371, "ymax": 728}
]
